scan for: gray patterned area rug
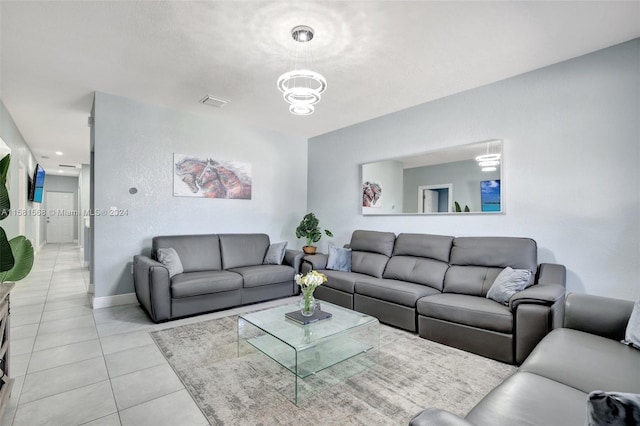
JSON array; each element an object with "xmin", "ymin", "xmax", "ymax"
[{"xmin": 150, "ymin": 315, "xmax": 515, "ymax": 426}]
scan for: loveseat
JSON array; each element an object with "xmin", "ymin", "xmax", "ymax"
[
  {"xmin": 133, "ymin": 233, "xmax": 303, "ymax": 322},
  {"xmin": 302, "ymin": 230, "xmax": 566, "ymax": 364},
  {"xmin": 409, "ymin": 293, "xmax": 640, "ymax": 425}
]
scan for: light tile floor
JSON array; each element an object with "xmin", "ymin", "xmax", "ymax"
[{"xmin": 2, "ymin": 243, "xmax": 297, "ymax": 426}]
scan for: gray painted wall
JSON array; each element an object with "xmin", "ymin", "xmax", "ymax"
[
  {"xmin": 92, "ymin": 92, "xmax": 308, "ymax": 298},
  {"xmin": 308, "ymin": 39, "xmax": 640, "ymax": 300},
  {"xmin": 0, "ymin": 99, "xmax": 41, "ymax": 249},
  {"xmin": 43, "ymin": 175, "xmax": 79, "ymax": 240}
]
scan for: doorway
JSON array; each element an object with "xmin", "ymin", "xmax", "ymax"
[
  {"xmin": 417, "ymin": 184, "xmax": 453, "ymax": 213},
  {"xmin": 46, "ymin": 191, "xmax": 75, "ymax": 243}
]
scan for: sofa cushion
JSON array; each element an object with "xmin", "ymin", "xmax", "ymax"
[
  {"xmin": 444, "ymin": 265, "xmax": 503, "ymax": 296},
  {"xmin": 444, "ymin": 237, "xmax": 537, "ymax": 296},
  {"xmin": 349, "ymin": 230, "xmax": 396, "ymax": 256},
  {"xmin": 351, "ymin": 252, "xmax": 390, "ymax": 278},
  {"xmin": 320, "ymin": 270, "xmax": 375, "ymax": 293},
  {"xmin": 450, "ymin": 237, "xmax": 538, "ymax": 271},
  {"xmin": 326, "ymin": 244, "xmax": 352, "ymax": 272},
  {"xmin": 156, "ymin": 247, "xmax": 184, "ymax": 278},
  {"xmin": 355, "ymin": 278, "xmax": 440, "ymax": 307},
  {"xmin": 219, "ymin": 234, "xmax": 270, "ymax": 269},
  {"xmin": 465, "ymin": 372, "xmax": 588, "ymax": 426},
  {"xmin": 153, "ymin": 234, "xmax": 221, "ymax": 273},
  {"xmin": 171, "ymin": 271, "xmax": 242, "ymax": 298},
  {"xmin": 520, "ymin": 328, "xmax": 640, "ymax": 394},
  {"xmin": 383, "ymin": 256, "xmax": 448, "ymax": 291},
  {"xmin": 228, "ymin": 264, "xmax": 294, "ymax": 288},
  {"xmin": 392, "ymin": 233, "xmax": 454, "ymax": 263},
  {"xmin": 416, "ymin": 293, "xmax": 513, "ymax": 333}
]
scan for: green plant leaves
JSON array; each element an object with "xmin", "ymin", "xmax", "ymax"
[
  {"xmin": 295, "ymin": 213, "xmax": 332, "ymax": 247},
  {"xmin": 0, "ymin": 236, "xmax": 34, "ymax": 283},
  {"xmin": 0, "ymin": 154, "xmax": 10, "ymax": 220},
  {"xmin": 0, "ymin": 228, "xmax": 15, "ymax": 272}
]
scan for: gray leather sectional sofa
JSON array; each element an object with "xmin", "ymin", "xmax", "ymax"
[
  {"xmin": 133, "ymin": 233, "xmax": 303, "ymax": 322},
  {"xmin": 410, "ymin": 293, "xmax": 640, "ymax": 425},
  {"xmin": 303, "ymin": 230, "xmax": 566, "ymax": 364}
]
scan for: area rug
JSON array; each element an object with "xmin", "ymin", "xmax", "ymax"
[{"xmin": 151, "ymin": 314, "xmax": 515, "ymax": 426}]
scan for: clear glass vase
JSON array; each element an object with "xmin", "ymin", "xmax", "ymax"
[{"xmin": 300, "ymin": 291, "xmax": 316, "ymax": 317}]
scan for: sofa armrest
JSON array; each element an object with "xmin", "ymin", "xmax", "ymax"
[
  {"xmin": 564, "ymin": 293, "xmax": 634, "ymax": 341},
  {"xmin": 536, "ymin": 263, "xmax": 566, "ymax": 286},
  {"xmin": 302, "ymin": 253, "xmax": 328, "ymax": 271},
  {"xmin": 283, "ymin": 249, "xmax": 304, "ymax": 273},
  {"xmin": 510, "ymin": 283, "xmax": 566, "ymax": 310},
  {"xmin": 409, "ymin": 408, "xmax": 475, "ymax": 426},
  {"xmin": 133, "ymin": 255, "xmax": 171, "ymax": 323}
]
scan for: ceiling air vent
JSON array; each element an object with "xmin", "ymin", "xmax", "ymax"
[
  {"xmin": 199, "ymin": 95, "xmax": 229, "ymax": 108},
  {"xmin": 59, "ymin": 164, "xmax": 78, "ymax": 168}
]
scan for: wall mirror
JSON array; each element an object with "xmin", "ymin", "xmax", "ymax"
[{"xmin": 361, "ymin": 140, "xmax": 502, "ymax": 215}]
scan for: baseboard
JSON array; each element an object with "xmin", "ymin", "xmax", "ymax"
[{"xmin": 91, "ymin": 293, "xmax": 138, "ymax": 309}]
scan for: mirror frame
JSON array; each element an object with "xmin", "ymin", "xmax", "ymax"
[{"xmin": 361, "ymin": 140, "xmax": 503, "ymax": 216}]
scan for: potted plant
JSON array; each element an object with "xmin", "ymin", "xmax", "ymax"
[
  {"xmin": 0, "ymin": 154, "xmax": 34, "ymax": 284},
  {"xmin": 295, "ymin": 212, "xmax": 333, "ymax": 254}
]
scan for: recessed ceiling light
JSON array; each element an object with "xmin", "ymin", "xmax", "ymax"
[
  {"xmin": 55, "ymin": 151, "xmax": 63, "ymax": 156},
  {"xmin": 58, "ymin": 170, "xmax": 64, "ymax": 174}
]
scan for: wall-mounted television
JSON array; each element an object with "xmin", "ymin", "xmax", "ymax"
[{"xmin": 28, "ymin": 164, "xmax": 46, "ymax": 203}]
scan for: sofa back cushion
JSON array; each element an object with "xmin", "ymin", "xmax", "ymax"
[
  {"xmin": 348, "ymin": 230, "xmax": 396, "ymax": 278},
  {"xmin": 383, "ymin": 233, "xmax": 454, "ymax": 290},
  {"xmin": 444, "ymin": 237, "xmax": 537, "ymax": 296},
  {"xmin": 153, "ymin": 234, "xmax": 221, "ymax": 273},
  {"xmin": 219, "ymin": 233, "xmax": 270, "ymax": 269}
]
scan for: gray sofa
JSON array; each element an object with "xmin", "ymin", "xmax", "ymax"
[
  {"xmin": 410, "ymin": 293, "xmax": 640, "ymax": 426},
  {"xmin": 133, "ymin": 233, "xmax": 303, "ymax": 322},
  {"xmin": 303, "ymin": 230, "xmax": 566, "ymax": 364}
]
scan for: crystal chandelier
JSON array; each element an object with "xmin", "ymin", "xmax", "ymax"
[{"xmin": 277, "ymin": 25, "xmax": 327, "ymax": 116}]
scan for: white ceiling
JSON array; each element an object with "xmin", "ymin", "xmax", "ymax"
[{"xmin": 1, "ymin": 1, "xmax": 639, "ymax": 176}]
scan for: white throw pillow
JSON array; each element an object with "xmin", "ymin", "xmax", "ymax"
[
  {"xmin": 157, "ymin": 247, "xmax": 184, "ymax": 278},
  {"xmin": 622, "ymin": 300, "xmax": 640, "ymax": 350},
  {"xmin": 486, "ymin": 266, "xmax": 532, "ymax": 305}
]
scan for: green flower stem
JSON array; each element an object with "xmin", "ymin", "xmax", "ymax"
[{"xmin": 302, "ymin": 287, "xmax": 315, "ymax": 313}]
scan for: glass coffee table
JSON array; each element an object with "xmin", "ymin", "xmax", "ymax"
[{"xmin": 237, "ymin": 301, "xmax": 379, "ymax": 404}]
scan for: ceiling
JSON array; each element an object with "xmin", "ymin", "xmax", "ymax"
[{"xmin": 1, "ymin": 1, "xmax": 638, "ymax": 177}]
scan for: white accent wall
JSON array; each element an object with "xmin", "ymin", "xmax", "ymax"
[
  {"xmin": 92, "ymin": 92, "xmax": 307, "ymax": 298},
  {"xmin": 308, "ymin": 39, "xmax": 640, "ymax": 300}
]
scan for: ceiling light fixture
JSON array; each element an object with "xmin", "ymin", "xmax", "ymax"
[
  {"xmin": 476, "ymin": 141, "xmax": 501, "ymax": 172},
  {"xmin": 277, "ymin": 25, "xmax": 327, "ymax": 116},
  {"xmin": 55, "ymin": 151, "xmax": 63, "ymax": 156}
]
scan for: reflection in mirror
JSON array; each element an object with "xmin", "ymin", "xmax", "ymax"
[{"xmin": 361, "ymin": 140, "xmax": 502, "ymax": 215}]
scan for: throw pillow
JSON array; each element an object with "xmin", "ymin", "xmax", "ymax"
[
  {"xmin": 486, "ymin": 266, "xmax": 532, "ymax": 305},
  {"xmin": 156, "ymin": 247, "xmax": 184, "ymax": 278},
  {"xmin": 587, "ymin": 391, "xmax": 640, "ymax": 426},
  {"xmin": 622, "ymin": 300, "xmax": 640, "ymax": 350},
  {"xmin": 263, "ymin": 242, "xmax": 288, "ymax": 265},
  {"xmin": 326, "ymin": 244, "xmax": 352, "ymax": 272}
]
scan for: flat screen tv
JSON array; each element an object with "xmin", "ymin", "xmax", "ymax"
[{"xmin": 28, "ymin": 164, "xmax": 46, "ymax": 203}]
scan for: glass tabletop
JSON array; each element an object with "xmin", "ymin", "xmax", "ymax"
[{"xmin": 239, "ymin": 301, "xmax": 377, "ymax": 350}]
